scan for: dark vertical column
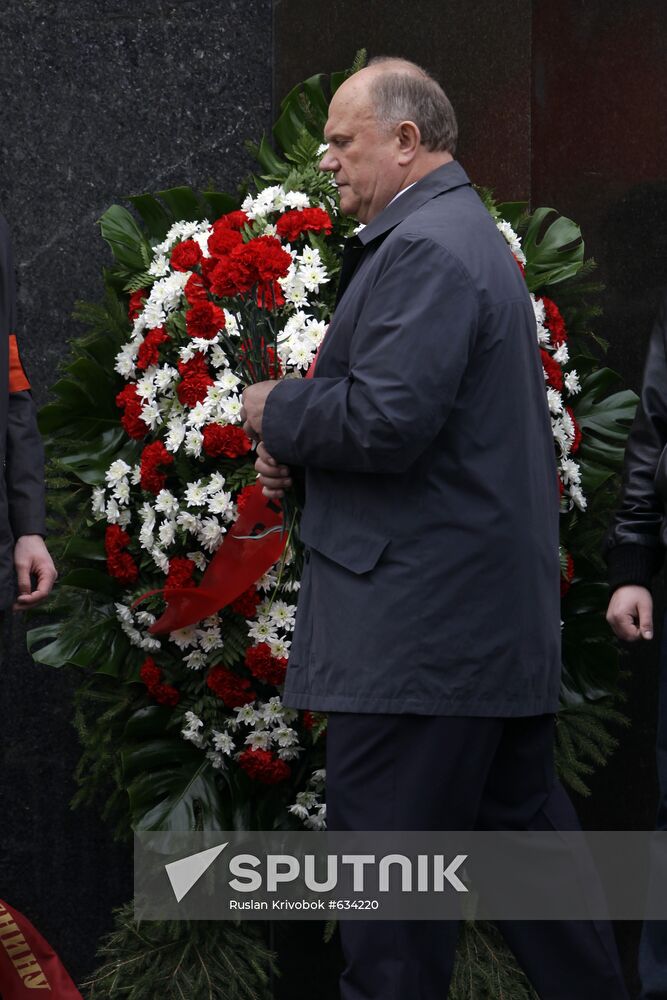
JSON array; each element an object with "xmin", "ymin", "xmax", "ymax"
[
  {"xmin": 0, "ymin": 0, "xmax": 273, "ymax": 982},
  {"xmin": 274, "ymin": 0, "xmax": 532, "ymax": 197}
]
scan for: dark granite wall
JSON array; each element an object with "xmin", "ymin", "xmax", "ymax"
[{"xmin": 0, "ymin": 0, "xmax": 273, "ymax": 985}]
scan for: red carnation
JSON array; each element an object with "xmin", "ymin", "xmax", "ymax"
[
  {"xmin": 116, "ymin": 382, "xmax": 149, "ymax": 439},
  {"xmin": 186, "ymin": 300, "xmax": 226, "ymax": 340},
  {"xmin": 540, "ymin": 349, "xmax": 564, "ymax": 392},
  {"xmin": 184, "ymin": 272, "xmax": 209, "ymax": 304},
  {"xmin": 565, "ymin": 406, "xmax": 583, "ymax": 454},
  {"xmin": 170, "ymin": 239, "xmax": 202, "ymax": 272},
  {"xmin": 165, "ymin": 556, "xmax": 196, "ymax": 591},
  {"xmin": 302, "ymin": 711, "xmax": 315, "ymax": 731},
  {"xmin": 275, "ymin": 207, "xmax": 333, "ymax": 243},
  {"xmin": 541, "ymin": 296, "xmax": 568, "ymax": 347},
  {"xmin": 230, "ymin": 585, "xmax": 261, "ymax": 618},
  {"xmin": 137, "ymin": 326, "xmax": 170, "ymax": 371},
  {"xmin": 207, "ymin": 226, "xmax": 244, "ymax": 259},
  {"xmin": 140, "ymin": 656, "xmax": 180, "ymax": 707},
  {"xmin": 140, "ymin": 440, "xmax": 174, "ymax": 494},
  {"xmin": 245, "ymin": 643, "xmax": 288, "ymax": 686},
  {"xmin": 560, "ymin": 553, "xmax": 575, "ymax": 597},
  {"xmin": 235, "ymin": 484, "xmax": 255, "ymax": 512},
  {"xmin": 206, "ymin": 664, "xmax": 256, "ymax": 708},
  {"xmin": 177, "ymin": 353, "xmax": 214, "ymax": 408},
  {"xmin": 202, "ymin": 423, "xmax": 252, "ymax": 458},
  {"xmin": 214, "ymin": 210, "xmax": 250, "ymax": 232},
  {"xmin": 128, "ymin": 289, "xmax": 147, "ymax": 321},
  {"xmin": 105, "ymin": 526, "xmax": 139, "ymax": 584},
  {"xmin": 238, "ymin": 747, "xmax": 291, "ymax": 784}
]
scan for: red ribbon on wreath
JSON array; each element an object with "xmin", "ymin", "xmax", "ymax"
[
  {"xmin": 0, "ymin": 898, "xmax": 82, "ymax": 998},
  {"xmin": 140, "ymin": 482, "xmax": 287, "ymax": 635}
]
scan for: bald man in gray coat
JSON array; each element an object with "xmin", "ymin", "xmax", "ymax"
[{"xmin": 242, "ymin": 59, "xmax": 628, "ymax": 1000}]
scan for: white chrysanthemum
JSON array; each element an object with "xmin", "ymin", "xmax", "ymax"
[
  {"xmin": 158, "ymin": 519, "xmax": 177, "ymax": 547},
  {"xmin": 208, "ymin": 491, "xmax": 234, "ymax": 517},
  {"xmin": 298, "ymin": 264, "xmax": 329, "ymax": 292},
  {"xmin": 552, "ymin": 419, "xmax": 571, "ymax": 455},
  {"xmin": 177, "ymin": 511, "xmax": 201, "ymax": 534},
  {"xmin": 198, "ymin": 516, "xmax": 226, "ymax": 552},
  {"xmin": 286, "ymin": 341, "xmax": 315, "ymax": 371},
  {"xmin": 207, "ymin": 472, "xmax": 226, "ymax": 494},
  {"xmin": 106, "ymin": 459, "xmax": 132, "ymax": 485},
  {"xmin": 212, "ymin": 730, "xmax": 235, "ymax": 755},
  {"xmin": 218, "ymin": 369, "xmax": 241, "ymax": 392},
  {"xmin": 284, "ymin": 190, "xmax": 311, "ymax": 210},
  {"xmin": 155, "ymin": 489, "xmax": 179, "ymax": 516},
  {"xmin": 569, "ymin": 484, "xmax": 587, "ymax": 511},
  {"xmin": 148, "ymin": 254, "xmax": 170, "ymax": 278},
  {"xmin": 305, "ymin": 806, "xmax": 327, "ymax": 831},
  {"xmin": 223, "ymin": 310, "xmax": 240, "ymax": 337},
  {"xmin": 564, "ymin": 371, "xmax": 581, "ymax": 395},
  {"xmin": 245, "ymin": 730, "xmax": 273, "ymax": 749},
  {"xmin": 268, "ymin": 600, "xmax": 297, "ymax": 628},
  {"xmin": 187, "ymin": 401, "xmax": 211, "ymax": 429},
  {"xmin": 553, "ymin": 343, "xmax": 570, "ymax": 365},
  {"xmin": 495, "ymin": 219, "xmax": 526, "ymax": 264},
  {"xmin": 298, "ymin": 246, "xmax": 322, "ymax": 267},
  {"xmin": 151, "ymin": 547, "xmax": 170, "ymax": 573},
  {"xmin": 140, "ymin": 403, "xmax": 161, "ymax": 430},
  {"xmin": 91, "ymin": 486, "xmax": 106, "ymax": 516},
  {"xmin": 170, "ymin": 625, "xmax": 200, "ymax": 649},
  {"xmin": 113, "ymin": 480, "xmax": 131, "ymax": 505},
  {"xmin": 247, "ymin": 619, "xmax": 280, "ymax": 644},
  {"xmin": 193, "ymin": 229, "xmax": 210, "ymax": 256},
  {"xmin": 185, "ymin": 480, "xmax": 208, "ymax": 507},
  {"xmin": 115, "ymin": 602, "xmax": 133, "ymax": 624},
  {"xmin": 181, "ymin": 711, "xmax": 205, "ymax": 747},
  {"xmin": 209, "ymin": 344, "xmax": 229, "ymax": 368},
  {"xmin": 187, "ymin": 550, "xmax": 208, "ymax": 572},
  {"xmin": 233, "ymin": 703, "xmax": 259, "ymax": 727},
  {"xmin": 283, "ymin": 278, "xmax": 309, "ymax": 308},
  {"xmin": 269, "ymin": 638, "xmax": 291, "ymax": 659},
  {"xmin": 219, "ymin": 395, "xmax": 243, "ymax": 423},
  {"xmin": 184, "ymin": 650, "xmax": 207, "ymax": 671},
  {"xmin": 199, "ymin": 627, "xmax": 223, "ymax": 653},
  {"xmin": 115, "ymin": 344, "xmax": 137, "ymax": 377},
  {"xmin": 546, "ymin": 388, "xmax": 563, "ymax": 414},
  {"xmin": 560, "ymin": 458, "xmax": 582, "ymax": 486},
  {"xmin": 184, "ymin": 429, "xmax": 204, "ymax": 457},
  {"xmin": 154, "ymin": 365, "xmax": 178, "ymax": 393},
  {"xmin": 273, "ymin": 726, "xmax": 299, "ymax": 748},
  {"xmin": 165, "ymin": 417, "xmax": 187, "ymax": 453}
]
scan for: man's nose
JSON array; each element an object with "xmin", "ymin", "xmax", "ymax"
[{"xmin": 319, "ymin": 150, "xmax": 337, "ymax": 172}]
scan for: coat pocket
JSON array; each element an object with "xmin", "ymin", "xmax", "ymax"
[{"xmin": 299, "ymin": 512, "xmax": 390, "ymax": 575}]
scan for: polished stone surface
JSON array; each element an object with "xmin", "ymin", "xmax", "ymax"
[
  {"xmin": 274, "ymin": 0, "xmax": 532, "ymax": 200},
  {"xmin": 0, "ymin": 0, "xmax": 272, "ymax": 983}
]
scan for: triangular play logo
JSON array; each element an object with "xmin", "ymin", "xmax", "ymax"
[{"xmin": 165, "ymin": 843, "xmax": 228, "ymax": 902}]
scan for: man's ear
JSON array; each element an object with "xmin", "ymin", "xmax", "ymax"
[{"xmin": 396, "ymin": 120, "xmax": 421, "ymax": 163}]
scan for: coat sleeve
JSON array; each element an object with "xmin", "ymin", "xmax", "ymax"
[
  {"xmin": 604, "ymin": 292, "xmax": 667, "ymax": 590},
  {"xmin": 1, "ymin": 222, "xmax": 46, "ymax": 539},
  {"xmin": 262, "ymin": 234, "xmax": 479, "ymax": 475}
]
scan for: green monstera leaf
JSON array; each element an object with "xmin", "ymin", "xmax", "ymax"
[
  {"xmin": 122, "ymin": 706, "xmax": 230, "ymax": 831},
  {"xmin": 522, "ymin": 207, "xmax": 585, "ymax": 292},
  {"xmin": 573, "ymin": 368, "xmax": 638, "ymax": 490}
]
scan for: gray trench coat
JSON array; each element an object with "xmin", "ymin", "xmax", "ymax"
[{"xmin": 263, "ymin": 162, "xmax": 561, "ymax": 716}]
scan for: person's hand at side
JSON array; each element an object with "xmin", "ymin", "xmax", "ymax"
[
  {"xmin": 606, "ymin": 584, "xmax": 654, "ymax": 641},
  {"xmin": 12, "ymin": 534, "xmax": 57, "ymax": 611},
  {"xmin": 255, "ymin": 441, "xmax": 292, "ymax": 499}
]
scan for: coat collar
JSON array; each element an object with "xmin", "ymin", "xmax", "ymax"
[{"xmin": 357, "ymin": 160, "xmax": 472, "ymax": 246}]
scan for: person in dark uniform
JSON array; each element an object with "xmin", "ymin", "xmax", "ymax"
[
  {"xmin": 242, "ymin": 58, "xmax": 629, "ymax": 999},
  {"xmin": 606, "ymin": 291, "xmax": 667, "ymax": 999},
  {"xmin": 0, "ymin": 215, "xmax": 56, "ymax": 613}
]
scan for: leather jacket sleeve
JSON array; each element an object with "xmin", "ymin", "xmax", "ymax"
[{"xmin": 604, "ymin": 290, "xmax": 667, "ymax": 591}]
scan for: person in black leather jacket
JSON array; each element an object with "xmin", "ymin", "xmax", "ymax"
[{"xmin": 606, "ymin": 290, "xmax": 667, "ymax": 999}]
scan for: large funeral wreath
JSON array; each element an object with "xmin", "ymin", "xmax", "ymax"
[{"xmin": 29, "ymin": 56, "xmax": 636, "ymax": 1000}]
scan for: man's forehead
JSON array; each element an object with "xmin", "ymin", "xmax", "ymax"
[{"xmin": 324, "ymin": 92, "xmax": 375, "ymax": 138}]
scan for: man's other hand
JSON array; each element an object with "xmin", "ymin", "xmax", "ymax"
[
  {"xmin": 13, "ymin": 535, "xmax": 57, "ymax": 611},
  {"xmin": 240, "ymin": 381, "xmax": 280, "ymax": 441},
  {"xmin": 255, "ymin": 441, "xmax": 292, "ymax": 499},
  {"xmin": 606, "ymin": 584, "xmax": 654, "ymax": 641}
]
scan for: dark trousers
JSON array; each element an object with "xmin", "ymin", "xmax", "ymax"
[
  {"xmin": 639, "ymin": 611, "xmax": 667, "ymax": 999},
  {"xmin": 326, "ymin": 712, "xmax": 629, "ymax": 1000}
]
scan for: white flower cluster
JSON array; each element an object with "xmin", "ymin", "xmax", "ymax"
[
  {"xmin": 289, "ymin": 768, "xmax": 327, "ymax": 830},
  {"xmin": 181, "ymin": 696, "xmax": 303, "ymax": 773},
  {"xmin": 246, "ymin": 596, "xmax": 296, "ymax": 661},
  {"xmin": 497, "ymin": 220, "xmax": 586, "ymax": 512},
  {"xmin": 241, "ymin": 185, "xmax": 312, "ymax": 219}
]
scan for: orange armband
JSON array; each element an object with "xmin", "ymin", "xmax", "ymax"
[{"xmin": 8, "ymin": 334, "xmax": 30, "ymax": 392}]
